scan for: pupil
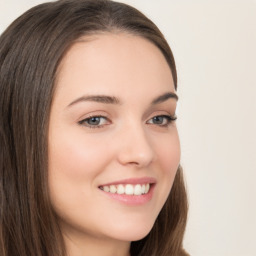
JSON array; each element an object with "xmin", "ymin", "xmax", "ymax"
[
  {"xmin": 153, "ymin": 116, "xmax": 163, "ymax": 124},
  {"xmin": 89, "ymin": 117, "xmax": 100, "ymax": 125}
]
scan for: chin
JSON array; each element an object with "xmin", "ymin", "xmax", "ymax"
[{"xmin": 109, "ymin": 220, "xmax": 155, "ymax": 242}]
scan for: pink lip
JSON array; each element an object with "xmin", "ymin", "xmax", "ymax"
[{"xmin": 98, "ymin": 177, "xmax": 156, "ymax": 206}]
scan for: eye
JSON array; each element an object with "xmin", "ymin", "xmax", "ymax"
[
  {"xmin": 78, "ymin": 115, "xmax": 110, "ymax": 128},
  {"xmin": 147, "ymin": 115, "xmax": 177, "ymax": 127}
]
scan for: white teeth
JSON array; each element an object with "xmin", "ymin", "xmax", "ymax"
[
  {"xmin": 141, "ymin": 184, "xmax": 146, "ymax": 194},
  {"xmin": 117, "ymin": 184, "xmax": 125, "ymax": 194},
  {"xmin": 145, "ymin": 183, "xmax": 150, "ymax": 193},
  {"xmin": 125, "ymin": 184, "xmax": 134, "ymax": 195},
  {"xmin": 103, "ymin": 186, "xmax": 110, "ymax": 192},
  {"xmin": 110, "ymin": 185, "xmax": 117, "ymax": 193},
  {"xmin": 100, "ymin": 183, "xmax": 151, "ymax": 195},
  {"xmin": 134, "ymin": 184, "xmax": 142, "ymax": 195}
]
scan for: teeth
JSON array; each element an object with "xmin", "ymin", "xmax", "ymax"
[
  {"xmin": 134, "ymin": 184, "xmax": 142, "ymax": 195},
  {"xmin": 125, "ymin": 184, "xmax": 134, "ymax": 195},
  {"xmin": 110, "ymin": 185, "xmax": 117, "ymax": 193},
  {"xmin": 145, "ymin": 184, "xmax": 150, "ymax": 193},
  {"xmin": 141, "ymin": 184, "xmax": 146, "ymax": 194},
  {"xmin": 103, "ymin": 186, "xmax": 110, "ymax": 192},
  {"xmin": 117, "ymin": 184, "xmax": 125, "ymax": 194},
  {"xmin": 100, "ymin": 183, "xmax": 151, "ymax": 195}
]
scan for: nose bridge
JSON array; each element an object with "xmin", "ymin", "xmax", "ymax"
[{"xmin": 117, "ymin": 119, "xmax": 155, "ymax": 167}]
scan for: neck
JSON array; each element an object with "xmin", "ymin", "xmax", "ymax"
[{"xmin": 63, "ymin": 231, "xmax": 131, "ymax": 256}]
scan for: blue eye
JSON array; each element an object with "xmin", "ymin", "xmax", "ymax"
[
  {"xmin": 147, "ymin": 115, "xmax": 177, "ymax": 127},
  {"xmin": 79, "ymin": 116, "xmax": 109, "ymax": 128}
]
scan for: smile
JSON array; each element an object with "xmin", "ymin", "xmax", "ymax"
[{"xmin": 99, "ymin": 183, "xmax": 150, "ymax": 196}]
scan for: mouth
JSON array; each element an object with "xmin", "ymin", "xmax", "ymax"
[
  {"xmin": 98, "ymin": 177, "xmax": 156, "ymax": 205},
  {"xmin": 99, "ymin": 183, "xmax": 151, "ymax": 196}
]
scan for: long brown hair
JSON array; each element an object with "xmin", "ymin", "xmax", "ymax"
[{"xmin": 0, "ymin": 0, "xmax": 188, "ymax": 255}]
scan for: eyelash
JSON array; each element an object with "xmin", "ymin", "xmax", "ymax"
[
  {"xmin": 78, "ymin": 114, "xmax": 177, "ymax": 129},
  {"xmin": 147, "ymin": 115, "xmax": 177, "ymax": 127},
  {"xmin": 78, "ymin": 115, "xmax": 109, "ymax": 129}
]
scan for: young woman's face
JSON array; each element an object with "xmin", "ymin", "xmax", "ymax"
[{"xmin": 48, "ymin": 33, "xmax": 180, "ymax": 250}]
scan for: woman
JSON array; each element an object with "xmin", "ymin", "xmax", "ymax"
[{"xmin": 0, "ymin": 0, "xmax": 188, "ymax": 255}]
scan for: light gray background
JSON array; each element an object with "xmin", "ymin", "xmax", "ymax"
[{"xmin": 1, "ymin": 1, "xmax": 256, "ymax": 255}]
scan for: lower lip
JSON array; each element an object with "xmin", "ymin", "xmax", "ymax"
[{"xmin": 99, "ymin": 184, "xmax": 155, "ymax": 206}]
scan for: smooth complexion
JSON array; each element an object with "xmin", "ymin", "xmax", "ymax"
[{"xmin": 48, "ymin": 33, "xmax": 180, "ymax": 256}]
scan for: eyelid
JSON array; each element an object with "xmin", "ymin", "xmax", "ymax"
[
  {"xmin": 77, "ymin": 110, "xmax": 110, "ymax": 123},
  {"xmin": 78, "ymin": 114, "xmax": 111, "ymax": 129},
  {"xmin": 77, "ymin": 110, "xmax": 177, "ymax": 129},
  {"xmin": 146, "ymin": 114, "xmax": 177, "ymax": 127}
]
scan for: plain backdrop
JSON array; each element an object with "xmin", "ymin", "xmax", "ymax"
[{"xmin": 1, "ymin": 0, "xmax": 256, "ymax": 255}]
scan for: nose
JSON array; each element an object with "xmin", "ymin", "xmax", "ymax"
[{"xmin": 116, "ymin": 123, "xmax": 155, "ymax": 168}]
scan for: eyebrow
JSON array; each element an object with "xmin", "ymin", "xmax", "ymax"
[
  {"xmin": 67, "ymin": 95, "xmax": 121, "ymax": 107},
  {"xmin": 67, "ymin": 92, "xmax": 178, "ymax": 107},
  {"xmin": 151, "ymin": 92, "xmax": 178, "ymax": 104}
]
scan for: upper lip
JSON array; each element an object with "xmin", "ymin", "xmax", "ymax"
[{"xmin": 99, "ymin": 177, "xmax": 157, "ymax": 187}]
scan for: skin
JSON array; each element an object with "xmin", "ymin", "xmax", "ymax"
[{"xmin": 48, "ymin": 33, "xmax": 180, "ymax": 256}]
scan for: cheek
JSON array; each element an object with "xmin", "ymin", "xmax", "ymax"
[
  {"xmin": 152, "ymin": 129, "xmax": 180, "ymax": 205},
  {"xmin": 48, "ymin": 130, "xmax": 111, "ymax": 182},
  {"xmin": 155, "ymin": 129, "xmax": 180, "ymax": 176},
  {"xmin": 47, "ymin": 129, "xmax": 115, "ymax": 215},
  {"xmin": 47, "ymin": 130, "xmax": 113, "ymax": 220}
]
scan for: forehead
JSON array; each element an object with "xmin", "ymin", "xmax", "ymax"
[{"xmin": 55, "ymin": 33, "xmax": 175, "ymax": 104}]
